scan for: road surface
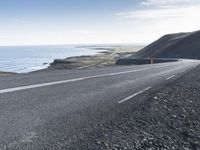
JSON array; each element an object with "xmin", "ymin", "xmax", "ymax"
[{"xmin": 0, "ymin": 59, "xmax": 199, "ymax": 149}]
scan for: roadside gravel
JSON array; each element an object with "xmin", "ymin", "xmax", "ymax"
[{"xmin": 71, "ymin": 65, "xmax": 200, "ymax": 149}]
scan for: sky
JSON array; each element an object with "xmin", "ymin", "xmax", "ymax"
[{"xmin": 0, "ymin": 0, "xmax": 200, "ymax": 46}]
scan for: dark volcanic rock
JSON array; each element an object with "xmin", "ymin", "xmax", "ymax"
[
  {"xmin": 136, "ymin": 30, "xmax": 200, "ymax": 59},
  {"xmin": 52, "ymin": 59, "xmax": 75, "ymax": 65},
  {"xmin": 90, "ymin": 66, "xmax": 200, "ymax": 149},
  {"xmin": 71, "ymin": 65, "xmax": 200, "ymax": 149}
]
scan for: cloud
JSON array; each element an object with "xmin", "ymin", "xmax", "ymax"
[
  {"xmin": 117, "ymin": 0, "xmax": 200, "ymax": 20},
  {"xmin": 11, "ymin": 17, "xmax": 31, "ymax": 24},
  {"xmin": 117, "ymin": 5, "xmax": 200, "ymax": 20},
  {"xmin": 11, "ymin": 17, "xmax": 20, "ymax": 22},
  {"xmin": 141, "ymin": 0, "xmax": 200, "ymax": 7},
  {"xmin": 72, "ymin": 29, "xmax": 93, "ymax": 35},
  {"xmin": 115, "ymin": 0, "xmax": 200, "ymax": 43}
]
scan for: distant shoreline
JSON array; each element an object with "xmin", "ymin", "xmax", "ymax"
[
  {"xmin": 0, "ymin": 45, "xmax": 145, "ymax": 74},
  {"xmin": 0, "ymin": 71, "xmax": 16, "ymax": 76},
  {"xmin": 48, "ymin": 46, "xmax": 144, "ymax": 70},
  {"xmin": 0, "ymin": 45, "xmax": 113, "ymax": 74}
]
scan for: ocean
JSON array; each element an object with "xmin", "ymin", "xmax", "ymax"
[{"xmin": 0, "ymin": 45, "xmax": 106, "ymax": 73}]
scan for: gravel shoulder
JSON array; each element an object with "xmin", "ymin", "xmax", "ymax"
[
  {"xmin": 61, "ymin": 65, "xmax": 200, "ymax": 149},
  {"xmin": 87, "ymin": 65, "xmax": 200, "ymax": 150}
]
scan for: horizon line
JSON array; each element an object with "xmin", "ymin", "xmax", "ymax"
[{"xmin": 0, "ymin": 42, "xmax": 148, "ymax": 47}]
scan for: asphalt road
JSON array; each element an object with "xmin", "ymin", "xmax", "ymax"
[{"xmin": 0, "ymin": 59, "xmax": 199, "ymax": 149}]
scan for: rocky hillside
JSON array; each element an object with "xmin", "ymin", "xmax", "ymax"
[{"xmin": 136, "ymin": 30, "xmax": 200, "ymax": 59}]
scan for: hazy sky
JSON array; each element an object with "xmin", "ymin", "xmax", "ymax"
[{"xmin": 0, "ymin": 0, "xmax": 200, "ymax": 46}]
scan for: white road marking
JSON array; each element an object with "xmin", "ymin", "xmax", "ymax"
[
  {"xmin": 166, "ymin": 75, "xmax": 176, "ymax": 80},
  {"xmin": 0, "ymin": 67, "xmax": 153, "ymax": 94},
  {"xmin": 0, "ymin": 64, "xmax": 179, "ymax": 94},
  {"xmin": 118, "ymin": 87, "xmax": 152, "ymax": 104}
]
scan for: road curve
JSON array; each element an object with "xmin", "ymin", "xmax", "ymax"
[{"xmin": 0, "ymin": 59, "xmax": 199, "ymax": 149}]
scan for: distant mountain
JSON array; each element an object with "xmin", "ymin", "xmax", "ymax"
[{"xmin": 136, "ymin": 30, "xmax": 200, "ymax": 59}]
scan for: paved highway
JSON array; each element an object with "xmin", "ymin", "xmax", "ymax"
[{"xmin": 0, "ymin": 59, "xmax": 199, "ymax": 149}]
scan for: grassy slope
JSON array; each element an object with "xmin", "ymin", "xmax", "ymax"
[{"xmin": 49, "ymin": 46, "xmax": 144, "ymax": 69}]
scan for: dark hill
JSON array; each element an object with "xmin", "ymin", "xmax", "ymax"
[{"xmin": 136, "ymin": 30, "xmax": 200, "ymax": 59}]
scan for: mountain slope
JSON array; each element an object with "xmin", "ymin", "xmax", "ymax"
[{"xmin": 136, "ymin": 30, "xmax": 200, "ymax": 59}]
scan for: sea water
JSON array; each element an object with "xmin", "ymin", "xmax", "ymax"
[{"xmin": 0, "ymin": 45, "xmax": 104, "ymax": 73}]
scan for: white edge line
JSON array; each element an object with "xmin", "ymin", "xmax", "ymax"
[
  {"xmin": 0, "ymin": 68, "xmax": 151, "ymax": 94},
  {"xmin": 0, "ymin": 64, "xmax": 172, "ymax": 94},
  {"xmin": 118, "ymin": 86, "xmax": 152, "ymax": 104},
  {"xmin": 166, "ymin": 75, "xmax": 176, "ymax": 80}
]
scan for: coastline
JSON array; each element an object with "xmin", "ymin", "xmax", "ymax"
[
  {"xmin": 0, "ymin": 45, "xmax": 145, "ymax": 74},
  {"xmin": 0, "ymin": 45, "xmax": 106, "ymax": 74},
  {"xmin": 48, "ymin": 45, "xmax": 144, "ymax": 70},
  {"xmin": 0, "ymin": 71, "xmax": 16, "ymax": 76}
]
